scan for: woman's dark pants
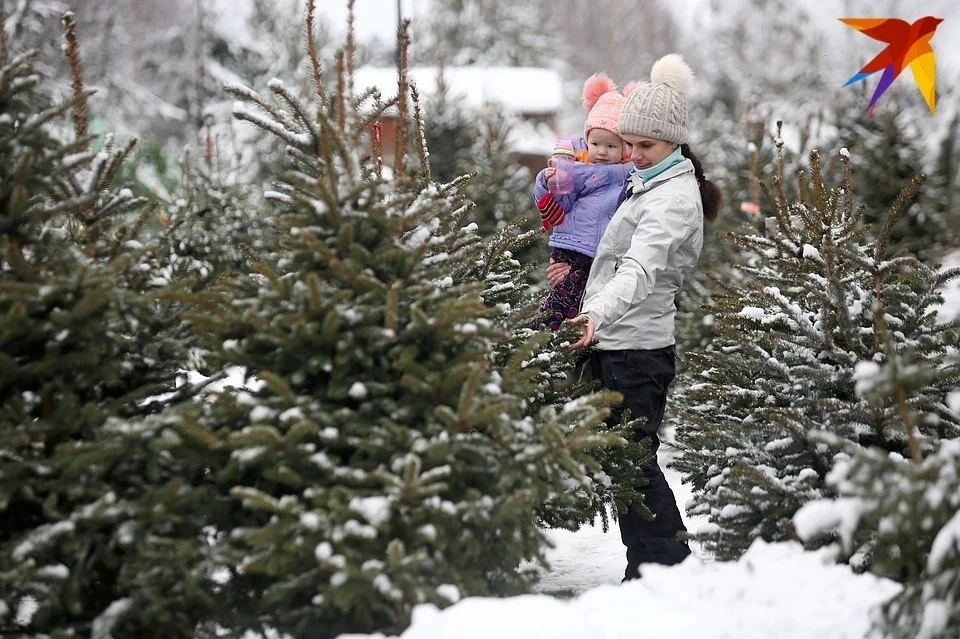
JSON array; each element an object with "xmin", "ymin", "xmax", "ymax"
[{"xmin": 591, "ymin": 346, "xmax": 691, "ymax": 580}]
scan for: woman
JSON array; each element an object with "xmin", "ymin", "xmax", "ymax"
[{"xmin": 550, "ymin": 53, "xmax": 722, "ymax": 581}]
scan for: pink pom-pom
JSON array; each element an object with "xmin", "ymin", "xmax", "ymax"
[
  {"xmin": 582, "ymin": 73, "xmax": 617, "ymax": 111},
  {"xmin": 621, "ymin": 81, "xmax": 642, "ymax": 97}
]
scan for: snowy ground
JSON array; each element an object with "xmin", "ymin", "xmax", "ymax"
[
  {"xmin": 532, "ymin": 445, "xmax": 703, "ymax": 596},
  {"xmin": 339, "ymin": 446, "xmax": 903, "ymax": 639},
  {"xmin": 342, "ymin": 539, "xmax": 899, "ymax": 639}
]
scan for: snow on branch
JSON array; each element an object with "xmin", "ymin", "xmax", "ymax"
[{"xmin": 232, "ymin": 101, "xmax": 314, "ymax": 151}]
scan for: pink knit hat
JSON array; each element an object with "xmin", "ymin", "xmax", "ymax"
[{"xmin": 582, "ymin": 73, "xmax": 640, "ymax": 141}]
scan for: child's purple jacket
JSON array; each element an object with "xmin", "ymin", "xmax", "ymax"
[{"xmin": 534, "ymin": 148, "xmax": 633, "ymax": 259}]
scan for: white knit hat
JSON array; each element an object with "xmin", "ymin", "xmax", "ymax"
[{"xmin": 618, "ymin": 54, "xmax": 694, "ymax": 144}]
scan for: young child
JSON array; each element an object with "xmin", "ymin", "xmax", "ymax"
[{"xmin": 534, "ymin": 73, "xmax": 637, "ymax": 331}]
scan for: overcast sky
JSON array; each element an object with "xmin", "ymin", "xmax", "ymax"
[{"xmin": 318, "ymin": 0, "xmax": 428, "ymax": 43}]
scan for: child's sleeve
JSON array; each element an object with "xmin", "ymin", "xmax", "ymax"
[{"xmin": 533, "ymin": 168, "xmax": 566, "ymax": 230}]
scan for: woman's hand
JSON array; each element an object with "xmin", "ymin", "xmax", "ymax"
[
  {"xmin": 569, "ymin": 314, "xmax": 595, "ymax": 350},
  {"xmin": 546, "ymin": 258, "xmax": 571, "ymax": 288}
]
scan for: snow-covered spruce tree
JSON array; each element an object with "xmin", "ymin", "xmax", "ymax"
[
  {"xmin": 0, "ymin": 17, "xmax": 218, "ymax": 637},
  {"xmin": 672, "ymin": 129, "xmax": 960, "ymax": 560},
  {"xmin": 792, "ymin": 340, "xmax": 960, "ymax": 639},
  {"xmin": 420, "ymin": 68, "xmax": 475, "ymax": 185},
  {"xmin": 928, "ymin": 111, "xmax": 960, "ymax": 244},
  {"xmin": 459, "ymin": 108, "xmax": 535, "ymax": 236},
  {"xmin": 795, "ymin": 434, "xmax": 960, "ymax": 639},
  {"xmin": 159, "ymin": 122, "xmax": 277, "ymax": 292},
  {"xmin": 412, "ymin": 0, "xmax": 552, "ymax": 67},
  {"xmin": 174, "ymin": 11, "xmax": 622, "ymax": 637},
  {"xmin": 826, "ymin": 97, "xmax": 949, "ymax": 262}
]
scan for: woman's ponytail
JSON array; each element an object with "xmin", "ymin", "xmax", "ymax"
[{"xmin": 680, "ymin": 144, "xmax": 722, "ymax": 222}]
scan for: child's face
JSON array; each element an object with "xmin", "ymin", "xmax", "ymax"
[{"xmin": 586, "ymin": 129, "xmax": 624, "ymax": 164}]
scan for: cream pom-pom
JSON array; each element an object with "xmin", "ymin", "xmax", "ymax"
[{"xmin": 650, "ymin": 54, "xmax": 694, "ymax": 94}]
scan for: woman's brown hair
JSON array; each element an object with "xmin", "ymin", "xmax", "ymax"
[{"xmin": 680, "ymin": 144, "xmax": 722, "ymax": 222}]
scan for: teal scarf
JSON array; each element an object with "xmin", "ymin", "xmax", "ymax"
[{"xmin": 632, "ymin": 145, "xmax": 684, "ymax": 184}]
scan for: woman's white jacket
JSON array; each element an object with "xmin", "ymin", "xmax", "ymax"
[{"xmin": 580, "ymin": 159, "xmax": 703, "ymax": 351}]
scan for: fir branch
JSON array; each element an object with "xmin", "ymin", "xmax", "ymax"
[
  {"xmin": 41, "ymin": 191, "xmax": 99, "ymax": 218},
  {"xmin": 773, "ymin": 121, "xmax": 786, "ymax": 202},
  {"xmin": 99, "ymin": 137, "xmax": 138, "ymax": 188},
  {"xmin": 315, "ymin": 108, "xmax": 344, "ymax": 194},
  {"xmin": 455, "ymin": 361, "xmax": 488, "ymax": 431},
  {"xmin": 839, "ymin": 152, "xmax": 854, "ymax": 223},
  {"xmin": 226, "ymin": 84, "xmax": 310, "ymax": 150},
  {"xmin": 874, "ymin": 174, "xmax": 925, "ymax": 263},
  {"xmin": 820, "ymin": 175, "xmax": 838, "ymax": 352},
  {"xmin": 875, "ymin": 320, "xmax": 923, "ymax": 464},
  {"xmin": 932, "ymin": 265, "xmax": 960, "ymax": 291},
  {"xmin": 385, "ymin": 280, "xmax": 400, "ymax": 341},
  {"xmin": 763, "ymin": 125, "xmax": 794, "ymax": 242},
  {"xmin": 222, "ymin": 82, "xmax": 262, "ymax": 104},
  {"xmin": 60, "ymin": 12, "xmax": 87, "ymax": 139},
  {"xmin": 502, "ymin": 331, "xmax": 552, "ymax": 387},
  {"xmin": 850, "ymin": 202, "xmax": 868, "ymax": 234},
  {"xmin": 335, "ymin": 49, "xmax": 345, "ymax": 136},
  {"xmin": 306, "ymin": 272, "xmax": 322, "ymax": 311},
  {"xmin": 111, "ymin": 205, "xmax": 154, "ymax": 261},
  {"xmin": 808, "ymin": 149, "xmax": 825, "ymax": 212},
  {"xmin": 240, "ymin": 242, "xmax": 280, "ymax": 284},
  {"xmin": 232, "ymin": 101, "xmax": 313, "ymax": 152},
  {"xmin": 896, "ymin": 381, "xmax": 921, "ymax": 464},
  {"xmin": 115, "ymin": 218, "xmax": 185, "ymax": 280},
  {"xmin": 394, "ymin": 19, "xmax": 411, "ymax": 180},
  {"xmin": 361, "ymin": 92, "xmax": 398, "ymax": 123},
  {"xmin": 757, "ymin": 283, "xmax": 821, "ymax": 342},
  {"xmin": 871, "ymin": 269, "xmax": 886, "ymax": 360},
  {"xmin": 267, "ymin": 79, "xmax": 316, "ymax": 146},
  {"xmin": 287, "ymin": 167, "xmax": 341, "ymax": 227},
  {"xmin": 304, "ymin": 0, "xmax": 327, "ymax": 105},
  {"xmin": 410, "ymin": 82, "xmax": 431, "ymax": 185},
  {"xmin": 279, "ymin": 146, "xmax": 316, "ymax": 180},
  {"xmin": 758, "ymin": 180, "xmax": 789, "ymax": 241},
  {"xmin": 257, "ymin": 370, "xmax": 298, "ymax": 404},
  {"xmin": 94, "ymin": 190, "xmax": 146, "ymax": 227},
  {"xmin": 0, "ymin": 51, "xmax": 37, "ymax": 95},
  {"xmin": 345, "ymin": 0, "xmax": 356, "ymax": 99},
  {"xmin": 17, "ymin": 95, "xmax": 91, "ymax": 140},
  {"xmin": 128, "ymin": 369, "xmax": 228, "ymax": 417},
  {"xmin": 69, "ymin": 281, "xmax": 115, "ymax": 320},
  {"xmin": 791, "ymin": 195, "xmax": 817, "ymax": 236}
]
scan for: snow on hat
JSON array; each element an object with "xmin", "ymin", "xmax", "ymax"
[
  {"xmin": 618, "ymin": 54, "xmax": 693, "ymax": 144},
  {"xmin": 582, "ymin": 73, "xmax": 638, "ymax": 141}
]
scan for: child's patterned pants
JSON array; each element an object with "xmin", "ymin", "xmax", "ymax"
[{"xmin": 541, "ymin": 247, "xmax": 593, "ymax": 331}]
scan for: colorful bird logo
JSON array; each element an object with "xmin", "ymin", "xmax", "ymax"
[{"xmin": 841, "ymin": 16, "xmax": 943, "ymax": 113}]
